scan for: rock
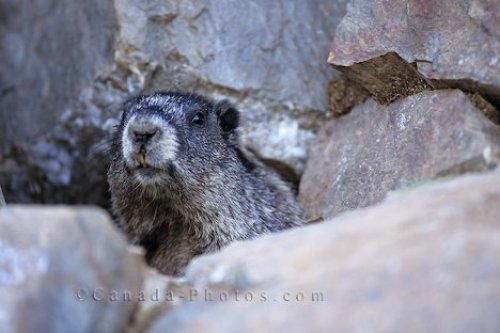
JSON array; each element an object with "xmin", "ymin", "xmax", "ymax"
[
  {"xmin": 331, "ymin": 52, "xmax": 434, "ymax": 105},
  {"xmin": 148, "ymin": 169, "xmax": 500, "ymax": 333},
  {"xmin": 0, "ymin": 0, "xmax": 347, "ymax": 206},
  {"xmin": 468, "ymin": 92, "xmax": 500, "ymax": 125},
  {"xmin": 328, "ymin": 76, "xmax": 369, "ymax": 116},
  {"xmin": 113, "ymin": 0, "xmax": 346, "ymax": 173},
  {"xmin": 126, "ymin": 270, "xmax": 193, "ymax": 333},
  {"xmin": 0, "ymin": 206, "xmax": 146, "ymax": 333},
  {"xmin": 329, "ymin": 0, "xmax": 500, "ymax": 108},
  {"xmin": 299, "ymin": 90, "xmax": 500, "ymax": 220},
  {"xmin": 0, "ymin": 0, "xmax": 118, "ymax": 205}
]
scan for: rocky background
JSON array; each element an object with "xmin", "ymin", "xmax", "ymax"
[
  {"xmin": 0, "ymin": 0, "xmax": 344, "ymax": 205},
  {"xmin": 1, "ymin": 0, "xmax": 500, "ymax": 332}
]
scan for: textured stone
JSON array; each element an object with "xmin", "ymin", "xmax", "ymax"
[
  {"xmin": 113, "ymin": 0, "xmax": 346, "ymax": 173},
  {"xmin": 0, "ymin": 0, "xmax": 347, "ymax": 205},
  {"xmin": 329, "ymin": 0, "xmax": 500, "ymax": 107},
  {"xmin": 0, "ymin": 0, "xmax": 118, "ymax": 205},
  {"xmin": 0, "ymin": 206, "xmax": 146, "ymax": 333},
  {"xmin": 332, "ymin": 52, "xmax": 433, "ymax": 105},
  {"xmin": 148, "ymin": 169, "xmax": 500, "ymax": 333},
  {"xmin": 299, "ymin": 90, "xmax": 500, "ymax": 220},
  {"xmin": 468, "ymin": 92, "xmax": 500, "ymax": 125},
  {"xmin": 126, "ymin": 271, "xmax": 191, "ymax": 333},
  {"xmin": 328, "ymin": 77, "xmax": 369, "ymax": 116}
]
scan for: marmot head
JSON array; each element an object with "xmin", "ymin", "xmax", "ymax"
[{"xmin": 111, "ymin": 92, "xmax": 241, "ymax": 191}]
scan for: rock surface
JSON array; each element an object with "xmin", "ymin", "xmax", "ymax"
[
  {"xmin": 0, "ymin": 0, "xmax": 118, "ymax": 205},
  {"xmin": 331, "ymin": 52, "xmax": 434, "ymax": 105},
  {"xmin": 329, "ymin": 0, "xmax": 500, "ymax": 107},
  {"xmin": 299, "ymin": 89, "xmax": 500, "ymax": 220},
  {"xmin": 0, "ymin": 206, "xmax": 146, "ymax": 333},
  {"xmin": 125, "ymin": 271, "xmax": 194, "ymax": 333},
  {"xmin": 327, "ymin": 76, "xmax": 369, "ymax": 116},
  {"xmin": 0, "ymin": 0, "xmax": 347, "ymax": 206},
  {"xmin": 148, "ymin": 169, "xmax": 500, "ymax": 333}
]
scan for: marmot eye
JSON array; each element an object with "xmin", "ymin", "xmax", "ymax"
[{"xmin": 191, "ymin": 112, "xmax": 206, "ymax": 127}]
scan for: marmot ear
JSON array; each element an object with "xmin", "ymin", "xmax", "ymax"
[{"xmin": 216, "ymin": 100, "xmax": 239, "ymax": 133}]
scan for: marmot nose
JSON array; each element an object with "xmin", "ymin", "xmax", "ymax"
[{"xmin": 128, "ymin": 122, "xmax": 161, "ymax": 144}]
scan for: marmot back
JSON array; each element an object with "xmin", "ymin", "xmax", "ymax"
[{"xmin": 108, "ymin": 92, "xmax": 303, "ymax": 275}]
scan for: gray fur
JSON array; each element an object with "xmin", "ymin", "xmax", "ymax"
[
  {"xmin": 0, "ymin": 186, "xmax": 5, "ymax": 207},
  {"xmin": 108, "ymin": 92, "xmax": 303, "ymax": 275}
]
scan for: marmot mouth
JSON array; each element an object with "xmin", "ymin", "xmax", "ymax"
[
  {"xmin": 131, "ymin": 162, "xmax": 176, "ymax": 179},
  {"xmin": 133, "ymin": 166, "xmax": 162, "ymax": 176},
  {"xmin": 138, "ymin": 150, "xmax": 148, "ymax": 168}
]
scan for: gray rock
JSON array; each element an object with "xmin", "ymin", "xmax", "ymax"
[
  {"xmin": 0, "ymin": 0, "xmax": 118, "ymax": 205},
  {"xmin": 113, "ymin": 0, "xmax": 346, "ymax": 173},
  {"xmin": 329, "ymin": 0, "xmax": 500, "ymax": 107},
  {"xmin": 148, "ymin": 169, "xmax": 500, "ymax": 333},
  {"xmin": 299, "ymin": 90, "xmax": 500, "ymax": 220},
  {"xmin": 0, "ymin": 0, "xmax": 346, "ymax": 205},
  {"xmin": 126, "ymin": 270, "xmax": 194, "ymax": 333},
  {"xmin": 0, "ymin": 206, "xmax": 146, "ymax": 333}
]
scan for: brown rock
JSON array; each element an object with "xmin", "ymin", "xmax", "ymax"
[
  {"xmin": 299, "ymin": 90, "xmax": 500, "ymax": 220},
  {"xmin": 328, "ymin": 76, "xmax": 369, "ymax": 116},
  {"xmin": 329, "ymin": 0, "xmax": 500, "ymax": 107},
  {"xmin": 331, "ymin": 52, "xmax": 433, "ymax": 105},
  {"xmin": 468, "ymin": 92, "xmax": 500, "ymax": 125},
  {"xmin": 0, "ymin": 206, "xmax": 146, "ymax": 333},
  {"xmin": 148, "ymin": 169, "xmax": 500, "ymax": 333}
]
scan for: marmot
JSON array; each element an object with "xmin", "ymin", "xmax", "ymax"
[{"xmin": 108, "ymin": 92, "xmax": 303, "ymax": 275}]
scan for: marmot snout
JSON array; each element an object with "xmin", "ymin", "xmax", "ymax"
[
  {"xmin": 108, "ymin": 92, "xmax": 303, "ymax": 275},
  {"xmin": 122, "ymin": 107, "xmax": 179, "ymax": 185}
]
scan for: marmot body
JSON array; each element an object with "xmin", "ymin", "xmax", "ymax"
[{"xmin": 108, "ymin": 92, "xmax": 303, "ymax": 275}]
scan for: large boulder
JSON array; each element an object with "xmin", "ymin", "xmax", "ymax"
[
  {"xmin": 0, "ymin": 0, "xmax": 346, "ymax": 206},
  {"xmin": 0, "ymin": 206, "xmax": 146, "ymax": 333},
  {"xmin": 0, "ymin": 0, "xmax": 118, "ymax": 205},
  {"xmin": 148, "ymin": 169, "xmax": 500, "ymax": 333},
  {"xmin": 328, "ymin": 0, "xmax": 500, "ymax": 108},
  {"xmin": 299, "ymin": 90, "xmax": 500, "ymax": 220}
]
